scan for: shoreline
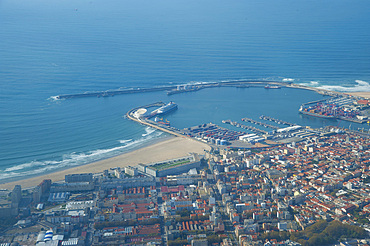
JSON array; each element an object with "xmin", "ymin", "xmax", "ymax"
[
  {"xmin": 0, "ymin": 136, "xmax": 210, "ymax": 191},
  {"xmin": 2, "ymin": 84, "xmax": 368, "ymax": 191},
  {"xmin": 289, "ymin": 84, "xmax": 370, "ymax": 99},
  {"xmin": 346, "ymin": 92, "xmax": 370, "ymax": 99},
  {"xmin": 0, "ymin": 133, "xmax": 173, "ymax": 186}
]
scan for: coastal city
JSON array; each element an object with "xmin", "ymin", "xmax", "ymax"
[
  {"xmin": 1, "ymin": 87, "xmax": 370, "ymax": 246},
  {"xmin": 2, "ymin": 0, "xmax": 370, "ymax": 245}
]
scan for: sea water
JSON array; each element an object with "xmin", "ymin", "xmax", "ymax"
[{"xmin": 1, "ymin": 0, "xmax": 370, "ymax": 183}]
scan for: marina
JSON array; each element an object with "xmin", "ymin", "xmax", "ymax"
[
  {"xmin": 222, "ymin": 119, "xmax": 268, "ymax": 134},
  {"xmin": 241, "ymin": 117, "xmax": 280, "ymax": 130},
  {"xmin": 127, "ymin": 100, "xmax": 370, "ymax": 151},
  {"xmin": 127, "ymin": 103, "xmax": 333, "ymax": 150},
  {"xmin": 181, "ymin": 123, "xmax": 244, "ymax": 145},
  {"xmin": 259, "ymin": 115, "xmax": 296, "ymax": 127}
]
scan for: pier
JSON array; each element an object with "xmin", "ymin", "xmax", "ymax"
[
  {"xmin": 182, "ymin": 123, "xmax": 244, "ymax": 144},
  {"xmin": 241, "ymin": 117, "xmax": 280, "ymax": 130},
  {"xmin": 259, "ymin": 115, "xmax": 296, "ymax": 127},
  {"xmin": 126, "ymin": 102, "xmax": 188, "ymax": 139},
  {"xmin": 127, "ymin": 102, "xmax": 166, "ymax": 112},
  {"xmin": 301, "ymin": 98, "xmax": 334, "ymax": 107},
  {"xmin": 222, "ymin": 119, "xmax": 268, "ymax": 134}
]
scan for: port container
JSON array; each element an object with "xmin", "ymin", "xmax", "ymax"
[{"xmin": 220, "ymin": 140, "xmax": 228, "ymax": 145}]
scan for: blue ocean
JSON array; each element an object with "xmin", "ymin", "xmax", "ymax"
[{"xmin": 1, "ymin": 0, "xmax": 370, "ymax": 183}]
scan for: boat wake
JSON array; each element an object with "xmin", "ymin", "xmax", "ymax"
[{"xmin": 48, "ymin": 95, "xmax": 62, "ymax": 101}]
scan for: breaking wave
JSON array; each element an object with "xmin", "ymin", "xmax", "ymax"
[
  {"xmin": 177, "ymin": 78, "xmax": 273, "ymax": 87},
  {"xmin": 318, "ymin": 80, "xmax": 370, "ymax": 92},
  {"xmin": 0, "ymin": 130, "xmax": 164, "ymax": 181},
  {"xmin": 299, "ymin": 81, "xmax": 320, "ymax": 87},
  {"xmin": 119, "ymin": 139, "xmax": 132, "ymax": 144},
  {"xmin": 299, "ymin": 80, "xmax": 370, "ymax": 92},
  {"xmin": 142, "ymin": 127, "xmax": 156, "ymax": 137}
]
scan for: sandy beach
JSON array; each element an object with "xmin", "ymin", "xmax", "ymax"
[
  {"xmin": 0, "ymin": 137, "xmax": 210, "ymax": 190},
  {"xmin": 346, "ymin": 92, "xmax": 370, "ymax": 99}
]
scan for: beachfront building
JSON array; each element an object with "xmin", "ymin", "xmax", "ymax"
[
  {"xmin": 11, "ymin": 185, "xmax": 22, "ymax": 208},
  {"xmin": 33, "ymin": 179, "xmax": 52, "ymax": 203},
  {"xmin": 65, "ymin": 173, "xmax": 93, "ymax": 183},
  {"xmin": 100, "ymin": 176, "xmax": 155, "ymax": 190},
  {"xmin": 50, "ymin": 182, "xmax": 94, "ymax": 193},
  {"xmin": 138, "ymin": 154, "xmax": 202, "ymax": 177},
  {"xmin": 124, "ymin": 166, "xmax": 138, "ymax": 176}
]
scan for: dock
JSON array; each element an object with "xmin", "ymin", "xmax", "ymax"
[
  {"xmin": 259, "ymin": 115, "xmax": 296, "ymax": 127},
  {"xmin": 182, "ymin": 123, "xmax": 245, "ymax": 144},
  {"xmin": 126, "ymin": 102, "xmax": 186, "ymax": 138},
  {"xmin": 300, "ymin": 98, "xmax": 330, "ymax": 107},
  {"xmin": 222, "ymin": 120, "xmax": 268, "ymax": 134},
  {"xmin": 241, "ymin": 117, "xmax": 280, "ymax": 130}
]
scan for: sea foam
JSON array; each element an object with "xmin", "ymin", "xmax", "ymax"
[
  {"xmin": 298, "ymin": 80, "xmax": 370, "ymax": 92},
  {"xmin": 142, "ymin": 127, "xmax": 156, "ymax": 137},
  {"xmin": 0, "ymin": 130, "xmax": 163, "ymax": 181},
  {"xmin": 317, "ymin": 80, "xmax": 370, "ymax": 92}
]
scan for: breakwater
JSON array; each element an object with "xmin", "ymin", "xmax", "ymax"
[
  {"xmin": 52, "ymin": 80, "xmax": 294, "ymax": 100},
  {"xmin": 55, "ymin": 86, "xmax": 177, "ymax": 100},
  {"xmin": 51, "ymin": 79, "xmax": 351, "ymax": 101}
]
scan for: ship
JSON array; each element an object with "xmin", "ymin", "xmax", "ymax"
[
  {"xmin": 167, "ymin": 86, "xmax": 201, "ymax": 95},
  {"xmin": 265, "ymin": 85, "xmax": 281, "ymax": 89},
  {"xmin": 150, "ymin": 102, "xmax": 178, "ymax": 117}
]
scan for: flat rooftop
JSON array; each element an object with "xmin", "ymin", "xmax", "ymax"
[{"xmin": 146, "ymin": 155, "xmax": 198, "ymax": 171}]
